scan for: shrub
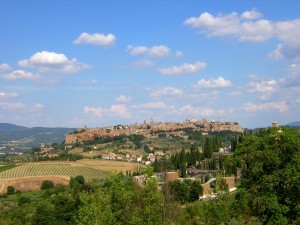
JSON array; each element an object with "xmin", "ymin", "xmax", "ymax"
[
  {"xmin": 7, "ymin": 186, "xmax": 15, "ymax": 195},
  {"xmin": 41, "ymin": 180, "xmax": 54, "ymax": 190}
]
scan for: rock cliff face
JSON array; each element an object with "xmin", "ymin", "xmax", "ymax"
[{"xmin": 65, "ymin": 119, "xmax": 244, "ymax": 144}]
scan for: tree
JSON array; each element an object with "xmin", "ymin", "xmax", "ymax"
[
  {"xmin": 234, "ymin": 127, "xmax": 300, "ymax": 224},
  {"xmin": 142, "ymin": 178, "xmax": 164, "ymax": 224},
  {"xmin": 41, "ymin": 180, "xmax": 54, "ymax": 190},
  {"xmin": 179, "ymin": 148, "xmax": 187, "ymax": 178},
  {"xmin": 203, "ymin": 138, "xmax": 213, "ymax": 158},
  {"xmin": 31, "ymin": 200, "xmax": 55, "ymax": 225},
  {"xmin": 7, "ymin": 186, "xmax": 15, "ymax": 195}
]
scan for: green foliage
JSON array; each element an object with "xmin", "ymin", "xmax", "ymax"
[
  {"xmin": 18, "ymin": 196, "xmax": 31, "ymax": 206},
  {"xmin": 31, "ymin": 200, "xmax": 56, "ymax": 225},
  {"xmin": 180, "ymin": 148, "xmax": 187, "ymax": 178},
  {"xmin": 178, "ymin": 194, "xmax": 236, "ymax": 225},
  {"xmin": 0, "ymin": 164, "xmax": 18, "ymax": 172},
  {"xmin": 234, "ymin": 127, "xmax": 300, "ymax": 224},
  {"xmin": 7, "ymin": 186, "xmax": 15, "ymax": 195},
  {"xmin": 58, "ymin": 152, "xmax": 83, "ymax": 161},
  {"xmin": 41, "ymin": 180, "xmax": 54, "ymax": 190},
  {"xmin": 170, "ymin": 179, "xmax": 202, "ymax": 203},
  {"xmin": 203, "ymin": 137, "xmax": 213, "ymax": 158},
  {"xmin": 144, "ymin": 165, "xmax": 154, "ymax": 178}
]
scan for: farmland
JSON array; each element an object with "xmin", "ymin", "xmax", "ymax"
[
  {"xmin": 0, "ymin": 161, "xmax": 109, "ymax": 182},
  {"xmin": 76, "ymin": 159, "xmax": 144, "ymax": 172}
]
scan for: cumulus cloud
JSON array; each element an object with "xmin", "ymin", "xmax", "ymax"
[
  {"xmin": 84, "ymin": 106, "xmax": 105, "ymax": 117},
  {"xmin": 247, "ymin": 79, "xmax": 278, "ymax": 93},
  {"xmin": 241, "ymin": 9, "xmax": 262, "ymax": 20},
  {"xmin": 33, "ymin": 103, "xmax": 45, "ymax": 110},
  {"xmin": 150, "ymin": 87, "xmax": 183, "ymax": 97},
  {"xmin": 1, "ymin": 70, "xmax": 38, "ymax": 81},
  {"xmin": 228, "ymin": 91, "xmax": 242, "ymax": 96},
  {"xmin": 243, "ymin": 101, "xmax": 288, "ymax": 113},
  {"xmin": 127, "ymin": 45, "xmax": 170, "ymax": 57},
  {"xmin": 289, "ymin": 63, "xmax": 300, "ymax": 76},
  {"xmin": 184, "ymin": 10, "xmax": 274, "ymax": 42},
  {"xmin": 84, "ymin": 104, "xmax": 131, "ymax": 119},
  {"xmin": 177, "ymin": 105, "xmax": 216, "ymax": 117},
  {"xmin": 184, "ymin": 9, "xmax": 300, "ymax": 61},
  {"xmin": 110, "ymin": 104, "xmax": 131, "ymax": 118},
  {"xmin": 18, "ymin": 51, "xmax": 90, "ymax": 74},
  {"xmin": 73, "ymin": 32, "xmax": 116, "ymax": 47},
  {"xmin": 0, "ymin": 63, "xmax": 11, "ymax": 72},
  {"xmin": 175, "ymin": 50, "xmax": 184, "ymax": 57},
  {"xmin": 133, "ymin": 59, "xmax": 154, "ymax": 68},
  {"xmin": 195, "ymin": 77, "xmax": 231, "ymax": 88},
  {"xmin": 158, "ymin": 61, "xmax": 206, "ymax": 75},
  {"xmin": 0, "ymin": 92, "xmax": 19, "ymax": 98},
  {"xmin": 116, "ymin": 95, "xmax": 132, "ymax": 103},
  {"xmin": 0, "ymin": 102, "xmax": 26, "ymax": 110},
  {"xmin": 139, "ymin": 101, "xmax": 167, "ymax": 109}
]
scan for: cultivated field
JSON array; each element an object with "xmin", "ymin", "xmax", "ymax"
[
  {"xmin": 0, "ymin": 162, "xmax": 109, "ymax": 182},
  {"xmin": 0, "ymin": 176, "xmax": 69, "ymax": 195},
  {"xmin": 0, "ymin": 160, "xmax": 143, "ymax": 194},
  {"xmin": 76, "ymin": 159, "xmax": 144, "ymax": 173}
]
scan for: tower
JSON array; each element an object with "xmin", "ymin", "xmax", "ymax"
[{"xmin": 272, "ymin": 120, "xmax": 278, "ymax": 128}]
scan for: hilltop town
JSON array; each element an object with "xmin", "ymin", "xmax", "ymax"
[{"xmin": 65, "ymin": 118, "xmax": 243, "ymax": 144}]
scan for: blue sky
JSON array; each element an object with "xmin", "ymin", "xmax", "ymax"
[{"xmin": 1, "ymin": 1, "xmax": 300, "ymax": 128}]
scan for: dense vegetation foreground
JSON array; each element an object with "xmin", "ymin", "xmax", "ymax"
[{"xmin": 0, "ymin": 127, "xmax": 299, "ymax": 224}]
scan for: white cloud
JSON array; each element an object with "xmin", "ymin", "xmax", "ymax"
[
  {"xmin": 150, "ymin": 87, "xmax": 183, "ymax": 97},
  {"xmin": 243, "ymin": 101, "xmax": 288, "ymax": 113},
  {"xmin": 228, "ymin": 91, "xmax": 242, "ymax": 96},
  {"xmin": 127, "ymin": 45, "xmax": 170, "ymax": 57},
  {"xmin": 33, "ymin": 103, "xmax": 45, "ymax": 110},
  {"xmin": 175, "ymin": 50, "xmax": 184, "ymax": 57},
  {"xmin": 184, "ymin": 10, "xmax": 274, "ymax": 42},
  {"xmin": 73, "ymin": 32, "xmax": 116, "ymax": 47},
  {"xmin": 84, "ymin": 106, "xmax": 105, "ymax": 117},
  {"xmin": 139, "ymin": 101, "xmax": 167, "ymax": 109},
  {"xmin": 0, "ymin": 102, "xmax": 26, "ymax": 110},
  {"xmin": 1, "ymin": 70, "xmax": 38, "ymax": 81},
  {"xmin": 133, "ymin": 59, "xmax": 154, "ymax": 68},
  {"xmin": 289, "ymin": 63, "xmax": 300, "ymax": 76},
  {"xmin": 116, "ymin": 95, "xmax": 131, "ymax": 103},
  {"xmin": 0, "ymin": 92, "xmax": 19, "ymax": 98},
  {"xmin": 176, "ymin": 105, "xmax": 217, "ymax": 118},
  {"xmin": 0, "ymin": 63, "xmax": 11, "ymax": 72},
  {"xmin": 269, "ymin": 44, "xmax": 284, "ymax": 59},
  {"xmin": 241, "ymin": 9, "xmax": 262, "ymax": 20},
  {"xmin": 184, "ymin": 10, "xmax": 300, "ymax": 61},
  {"xmin": 247, "ymin": 79, "xmax": 278, "ymax": 93},
  {"xmin": 18, "ymin": 51, "xmax": 90, "ymax": 74},
  {"xmin": 240, "ymin": 19, "xmax": 273, "ymax": 42},
  {"xmin": 84, "ymin": 104, "xmax": 131, "ymax": 119},
  {"xmin": 158, "ymin": 61, "xmax": 206, "ymax": 75},
  {"xmin": 184, "ymin": 12, "xmax": 240, "ymax": 36},
  {"xmin": 195, "ymin": 77, "xmax": 231, "ymax": 88},
  {"xmin": 110, "ymin": 104, "xmax": 131, "ymax": 119}
]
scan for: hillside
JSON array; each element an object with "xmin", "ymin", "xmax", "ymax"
[
  {"xmin": 287, "ymin": 121, "xmax": 300, "ymax": 127},
  {"xmin": 0, "ymin": 123, "xmax": 75, "ymax": 149}
]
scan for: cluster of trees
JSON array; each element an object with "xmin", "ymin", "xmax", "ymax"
[{"xmin": 233, "ymin": 127, "xmax": 300, "ymax": 224}]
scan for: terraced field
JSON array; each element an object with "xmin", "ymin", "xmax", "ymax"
[{"xmin": 0, "ymin": 162, "xmax": 109, "ymax": 182}]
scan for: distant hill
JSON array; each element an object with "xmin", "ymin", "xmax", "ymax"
[
  {"xmin": 287, "ymin": 121, "xmax": 300, "ymax": 127},
  {"xmin": 0, "ymin": 123, "xmax": 76, "ymax": 147}
]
